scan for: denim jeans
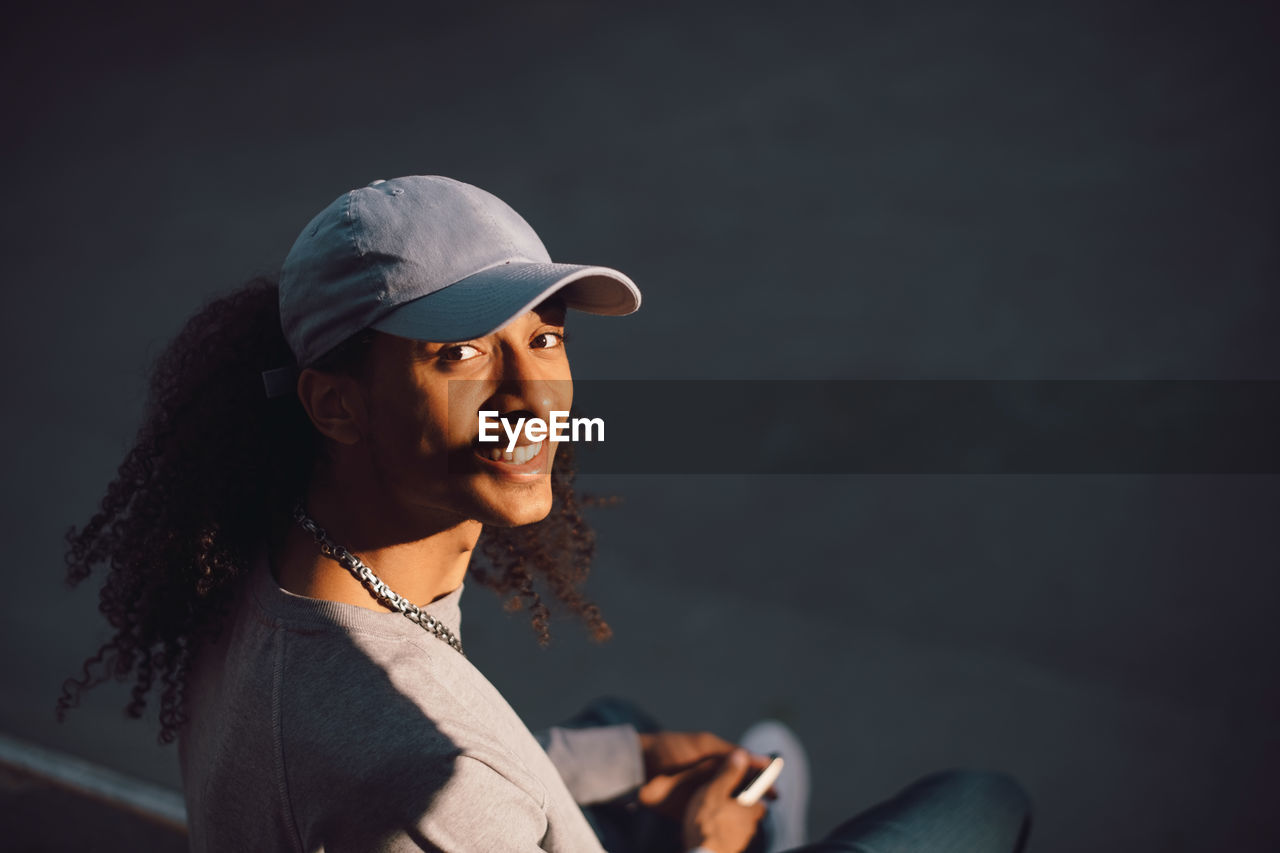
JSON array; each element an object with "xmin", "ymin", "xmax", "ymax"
[{"xmin": 557, "ymin": 697, "xmax": 1032, "ymax": 853}]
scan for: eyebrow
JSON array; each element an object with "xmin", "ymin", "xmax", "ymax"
[
  {"xmin": 411, "ymin": 302, "xmax": 567, "ymax": 352},
  {"xmin": 531, "ymin": 297, "xmax": 567, "ymax": 323}
]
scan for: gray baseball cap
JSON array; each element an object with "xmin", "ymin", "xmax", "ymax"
[{"xmin": 262, "ymin": 175, "xmax": 641, "ymax": 397}]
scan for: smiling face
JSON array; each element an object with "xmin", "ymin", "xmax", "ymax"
[
  {"xmin": 302, "ymin": 297, "xmax": 574, "ymax": 530},
  {"xmin": 372, "ymin": 297, "xmax": 574, "ymax": 528}
]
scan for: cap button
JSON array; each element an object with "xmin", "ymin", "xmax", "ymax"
[{"xmin": 368, "ymin": 179, "xmax": 386, "ymax": 187}]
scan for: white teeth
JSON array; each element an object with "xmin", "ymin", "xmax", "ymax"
[
  {"xmin": 513, "ymin": 442, "xmax": 542, "ymax": 464},
  {"xmin": 483, "ymin": 442, "xmax": 542, "ymax": 464}
]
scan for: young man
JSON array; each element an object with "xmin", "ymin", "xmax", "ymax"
[
  {"xmin": 61, "ymin": 175, "xmax": 1030, "ymax": 852},
  {"xmin": 221, "ymin": 175, "xmax": 770, "ymax": 851}
]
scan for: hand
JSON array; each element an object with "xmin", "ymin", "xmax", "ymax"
[
  {"xmin": 682, "ymin": 749, "xmax": 768, "ymax": 853},
  {"xmin": 636, "ymin": 731, "xmax": 776, "ymax": 821},
  {"xmin": 638, "ymin": 730, "xmax": 735, "ymax": 778}
]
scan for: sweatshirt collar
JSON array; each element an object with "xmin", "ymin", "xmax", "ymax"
[{"xmin": 250, "ymin": 546, "xmax": 465, "ymax": 642}]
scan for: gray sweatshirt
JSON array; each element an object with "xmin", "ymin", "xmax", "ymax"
[{"xmin": 178, "ymin": 548, "xmax": 645, "ymax": 851}]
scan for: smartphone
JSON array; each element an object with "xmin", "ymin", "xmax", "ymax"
[{"xmin": 733, "ymin": 752, "xmax": 784, "ymax": 806}]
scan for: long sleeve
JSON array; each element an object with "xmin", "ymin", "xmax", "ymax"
[
  {"xmin": 303, "ymin": 753, "xmax": 557, "ymax": 852},
  {"xmin": 533, "ymin": 723, "xmax": 646, "ymax": 805},
  {"xmin": 394, "ymin": 754, "xmax": 554, "ymax": 852}
]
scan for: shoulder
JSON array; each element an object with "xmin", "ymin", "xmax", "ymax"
[
  {"xmin": 271, "ymin": 629, "xmax": 554, "ymax": 849},
  {"xmin": 274, "ymin": 624, "xmax": 470, "ymax": 751},
  {"xmin": 273, "ymin": 625, "xmax": 545, "ymax": 793}
]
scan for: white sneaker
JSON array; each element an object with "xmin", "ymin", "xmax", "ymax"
[{"xmin": 737, "ymin": 719, "xmax": 810, "ymax": 851}]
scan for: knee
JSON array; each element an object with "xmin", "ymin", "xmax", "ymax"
[
  {"xmin": 822, "ymin": 769, "xmax": 1032, "ymax": 852},
  {"xmin": 922, "ymin": 768, "xmax": 1033, "ymax": 826}
]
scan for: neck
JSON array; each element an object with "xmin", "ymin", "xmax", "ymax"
[{"xmin": 273, "ymin": 471, "xmax": 481, "ymax": 613}]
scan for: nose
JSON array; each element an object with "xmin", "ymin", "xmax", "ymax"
[{"xmin": 484, "ymin": 343, "xmax": 572, "ymax": 426}]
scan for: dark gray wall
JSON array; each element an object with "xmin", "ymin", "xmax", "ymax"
[{"xmin": 3, "ymin": 2, "xmax": 1277, "ymax": 851}]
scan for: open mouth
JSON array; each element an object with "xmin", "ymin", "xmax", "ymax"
[
  {"xmin": 471, "ymin": 440, "xmax": 549, "ymax": 477},
  {"xmin": 477, "ymin": 441, "xmax": 543, "ymax": 465}
]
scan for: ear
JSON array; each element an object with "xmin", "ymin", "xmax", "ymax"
[{"xmin": 296, "ymin": 367, "xmax": 367, "ymax": 446}]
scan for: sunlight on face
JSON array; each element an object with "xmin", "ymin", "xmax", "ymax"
[{"xmin": 361, "ymin": 298, "xmax": 573, "ymax": 528}]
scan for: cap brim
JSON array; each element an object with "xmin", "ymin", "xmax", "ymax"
[{"xmin": 370, "ymin": 262, "xmax": 641, "ymax": 343}]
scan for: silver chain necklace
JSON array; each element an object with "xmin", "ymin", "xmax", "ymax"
[{"xmin": 292, "ymin": 500, "xmax": 465, "ymax": 657}]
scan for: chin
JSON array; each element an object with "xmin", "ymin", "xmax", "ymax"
[
  {"xmin": 501, "ymin": 502, "xmax": 555, "ymax": 528},
  {"xmin": 471, "ymin": 490, "xmax": 554, "ymax": 529},
  {"xmin": 483, "ymin": 512, "xmax": 552, "ymax": 530}
]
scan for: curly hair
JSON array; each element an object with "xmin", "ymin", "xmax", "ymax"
[{"xmin": 56, "ymin": 276, "xmax": 613, "ymax": 744}]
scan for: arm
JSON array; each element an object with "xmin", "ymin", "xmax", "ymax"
[
  {"xmin": 533, "ymin": 723, "xmax": 646, "ymax": 805},
  {"xmin": 397, "ymin": 754, "xmax": 554, "ymax": 852},
  {"xmin": 295, "ymin": 752, "xmax": 561, "ymax": 852}
]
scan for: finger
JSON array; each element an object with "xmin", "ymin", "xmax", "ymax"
[
  {"xmin": 636, "ymin": 774, "xmax": 676, "ymax": 806},
  {"xmin": 681, "ymin": 754, "xmax": 721, "ymax": 779},
  {"xmin": 636, "ymin": 758, "xmax": 718, "ymax": 807},
  {"xmin": 648, "ymin": 733, "xmax": 733, "ymax": 775},
  {"xmin": 705, "ymin": 748, "xmax": 753, "ymax": 800},
  {"xmin": 663, "ymin": 732, "xmax": 735, "ymax": 769}
]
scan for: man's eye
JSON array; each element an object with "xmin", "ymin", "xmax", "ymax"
[
  {"xmin": 440, "ymin": 344, "xmax": 481, "ymax": 362},
  {"xmin": 531, "ymin": 332, "xmax": 566, "ymax": 350}
]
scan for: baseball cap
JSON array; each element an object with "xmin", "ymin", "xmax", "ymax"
[{"xmin": 261, "ymin": 175, "xmax": 641, "ymax": 397}]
